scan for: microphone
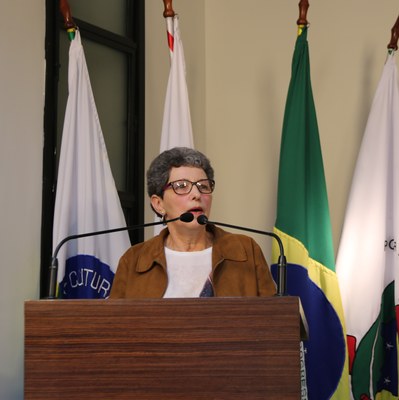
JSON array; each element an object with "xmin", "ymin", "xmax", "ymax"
[
  {"xmin": 197, "ymin": 214, "xmax": 287, "ymax": 296},
  {"xmin": 47, "ymin": 212, "xmax": 194, "ymax": 299}
]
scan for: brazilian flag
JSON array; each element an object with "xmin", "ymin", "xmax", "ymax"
[{"xmin": 272, "ymin": 26, "xmax": 349, "ymax": 399}]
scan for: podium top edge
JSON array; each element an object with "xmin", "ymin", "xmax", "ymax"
[{"xmin": 25, "ymin": 295, "xmax": 302, "ymax": 305}]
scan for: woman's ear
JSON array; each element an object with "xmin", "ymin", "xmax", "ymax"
[{"xmin": 150, "ymin": 195, "xmax": 165, "ymax": 217}]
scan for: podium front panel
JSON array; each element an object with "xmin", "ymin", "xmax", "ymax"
[{"xmin": 25, "ymin": 296, "xmax": 302, "ymax": 399}]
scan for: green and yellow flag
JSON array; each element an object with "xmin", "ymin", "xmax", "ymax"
[{"xmin": 272, "ymin": 26, "xmax": 349, "ymax": 399}]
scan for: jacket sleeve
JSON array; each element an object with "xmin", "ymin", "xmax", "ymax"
[
  {"xmin": 109, "ymin": 255, "xmax": 128, "ymax": 298},
  {"xmin": 252, "ymin": 239, "xmax": 277, "ymax": 296}
]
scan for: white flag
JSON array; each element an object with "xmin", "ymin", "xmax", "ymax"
[
  {"xmin": 160, "ymin": 15, "xmax": 194, "ymax": 151},
  {"xmin": 155, "ymin": 15, "xmax": 194, "ymax": 235},
  {"xmin": 53, "ymin": 30, "xmax": 131, "ymax": 299},
  {"xmin": 336, "ymin": 53, "xmax": 399, "ymax": 399}
]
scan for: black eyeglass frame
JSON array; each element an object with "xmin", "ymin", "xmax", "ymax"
[{"xmin": 162, "ymin": 179, "xmax": 215, "ymax": 195}]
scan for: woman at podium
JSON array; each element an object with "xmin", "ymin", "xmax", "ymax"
[{"xmin": 110, "ymin": 147, "xmax": 276, "ymax": 299}]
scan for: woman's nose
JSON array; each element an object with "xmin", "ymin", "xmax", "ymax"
[{"xmin": 190, "ymin": 184, "xmax": 201, "ymax": 198}]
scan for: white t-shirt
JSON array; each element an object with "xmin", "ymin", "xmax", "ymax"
[{"xmin": 163, "ymin": 247, "xmax": 212, "ymax": 298}]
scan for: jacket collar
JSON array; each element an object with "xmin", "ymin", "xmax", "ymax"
[{"xmin": 135, "ymin": 225, "xmax": 249, "ymax": 273}]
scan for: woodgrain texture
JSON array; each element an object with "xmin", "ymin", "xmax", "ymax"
[{"xmin": 25, "ymin": 297, "xmax": 303, "ymax": 399}]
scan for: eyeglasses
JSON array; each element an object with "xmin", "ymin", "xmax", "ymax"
[{"xmin": 163, "ymin": 179, "xmax": 215, "ymax": 195}]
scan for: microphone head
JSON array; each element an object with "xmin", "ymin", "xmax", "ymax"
[
  {"xmin": 197, "ymin": 214, "xmax": 208, "ymax": 225},
  {"xmin": 179, "ymin": 212, "xmax": 194, "ymax": 223}
]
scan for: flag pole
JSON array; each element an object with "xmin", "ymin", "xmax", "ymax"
[
  {"xmin": 162, "ymin": 0, "xmax": 175, "ymax": 18},
  {"xmin": 162, "ymin": 0, "xmax": 175, "ymax": 58},
  {"xmin": 297, "ymin": 0, "xmax": 309, "ymax": 26},
  {"xmin": 59, "ymin": 0, "xmax": 77, "ymax": 40},
  {"xmin": 387, "ymin": 15, "xmax": 399, "ymax": 51},
  {"xmin": 297, "ymin": 0, "xmax": 309, "ymax": 36}
]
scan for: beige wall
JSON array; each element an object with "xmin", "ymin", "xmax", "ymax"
[
  {"xmin": 0, "ymin": 1, "xmax": 44, "ymax": 398},
  {"xmin": 146, "ymin": 0, "xmax": 398, "ymax": 259},
  {"xmin": 1, "ymin": 0, "xmax": 398, "ymax": 397}
]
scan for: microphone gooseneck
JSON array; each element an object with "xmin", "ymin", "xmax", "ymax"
[
  {"xmin": 197, "ymin": 215, "xmax": 287, "ymax": 296},
  {"xmin": 48, "ymin": 212, "xmax": 194, "ymax": 299}
]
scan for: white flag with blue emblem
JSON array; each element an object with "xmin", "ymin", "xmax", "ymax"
[{"xmin": 53, "ymin": 30, "xmax": 131, "ymax": 299}]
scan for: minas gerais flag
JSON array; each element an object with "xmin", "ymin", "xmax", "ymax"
[
  {"xmin": 272, "ymin": 25, "xmax": 349, "ymax": 400},
  {"xmin": 160, "ymin": 14, "xmax": 194, "ymax": 152},
  {"xmin": 336, "ymin": 51, "xmax": 399, "ymax": 400},
  {"xmin": 154, "ymin": 13, "xmax": 194, "ymax": 235}
]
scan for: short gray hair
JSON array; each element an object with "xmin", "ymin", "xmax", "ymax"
[{"xmin": 147, "ymin": 147, "xmax": 214, "ymax": 197}]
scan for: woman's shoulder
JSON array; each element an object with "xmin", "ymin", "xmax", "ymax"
[
  {"xmin": 211, "ymin": 225, "xmax": 260, "ymax": 252},
  {"xmin": 211, "ymin": 225, "xmax": 256, "ymax": 243},
  {"xmin": 122, "ymin": 228, "xmax": 166, "ymax": 258}
]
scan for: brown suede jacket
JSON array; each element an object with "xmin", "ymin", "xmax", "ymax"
[{"xmin": 110, "ymin": 225, "xmax": 276, "ymax": 298}]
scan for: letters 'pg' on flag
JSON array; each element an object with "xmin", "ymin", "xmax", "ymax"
[
  {"xmin": 52, "ymin": 30, "xmax": 131, "ymax": 299},
  {"xmin": 336, "ymin": 51, "xmax": 399, "ymax": 400},
  {"xmin": 271, "ymin": 25, "xmax": 349, "ymax": 399}
]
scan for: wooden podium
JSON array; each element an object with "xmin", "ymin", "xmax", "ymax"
[{"xmin": 25, "ymin": 296, "xmax": 307, "ymax": 399}]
